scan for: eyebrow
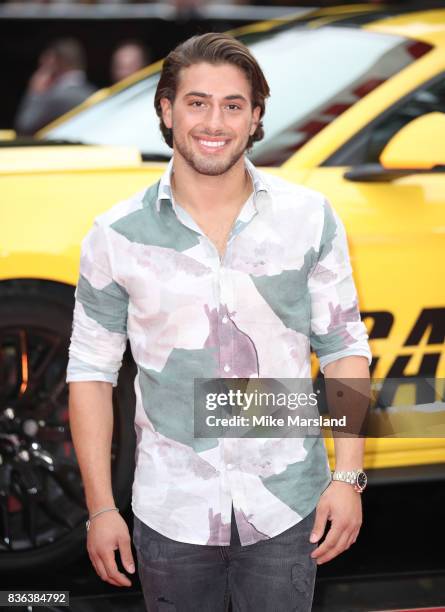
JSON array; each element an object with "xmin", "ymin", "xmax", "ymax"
[{"xmin": 184, "ymin": 91, "xmax": 248, "ymax": 103}]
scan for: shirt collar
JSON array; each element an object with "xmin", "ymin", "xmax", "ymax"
[{"xmin": 156, "ymin": 155, "xmax": 270, "ymax": 213}]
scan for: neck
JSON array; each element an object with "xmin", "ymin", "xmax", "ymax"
[{"xmin": 170, "ymin": 152, "xmax": 253, "ymax": 215}]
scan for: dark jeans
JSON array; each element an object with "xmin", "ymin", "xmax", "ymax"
[{"xmin": 132, "ymin": 505, "xmax": 318, "ymax": 612}]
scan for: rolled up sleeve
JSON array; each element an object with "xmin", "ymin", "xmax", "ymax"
[
  {"xmin": 66, "ymin": 219, "xmax": 129, "ymax": 388},
  {"xmin": 308, "ymin": 198, "xmax": 372, "ymax": 374}
]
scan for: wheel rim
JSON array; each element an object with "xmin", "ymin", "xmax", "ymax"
[{"xmin": 0, "ymin": 324, "xmax": 118, "ymax": 552}]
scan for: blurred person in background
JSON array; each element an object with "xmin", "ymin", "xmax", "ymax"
[
  {"xmin": 14, "ymin": 38, "xmax": 97, "ymax": 136},
  {"xmin": 110, "ymin": 40, "xmax": 151, "ymax": 84}
]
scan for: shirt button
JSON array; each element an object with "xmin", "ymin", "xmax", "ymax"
[
  {"xmin": 224, "ymin": 364, "xmax": 231, "ymax": 373},
  {"xmin": 226, "ymin": 463, "xmax": 234, "ymax": 470},
  {"xmin": 222, "ymin": 316, "xmax": 229, "ymax": 324}
]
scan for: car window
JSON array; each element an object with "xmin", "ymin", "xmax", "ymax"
[
  {"xmin": 43, "ymin": 73, "xmax": 172, "ymax": 159},
  {"xmin": 43, "ymin": 24, "xmax": 430, "ymax": 166},
  {"xmin": 324, "ymin": 72, "xmax": 445, "ymax": 166}
]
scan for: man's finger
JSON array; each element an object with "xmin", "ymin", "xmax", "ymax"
[
  {"xmin": 311, "ymin": 523, "xmax": 348, "ymax": 559},
  {"xmin": 118, "ymin": 535, "xmax": 136, "ymax": 574},
  {"xmin": 92, "ymin": 555, "xmax": 122, "ymax": 587},
  {"xmin": 345, "ymin": 534, "xmax": 356, "ymax": 549},
  {"xmin": 313, "ymin": 530, "xmax": 351, "ymax": 565},
  {"xmin": 309, "ymin": 504, "xmax": 329, "ymax": 543},
  {"xmin": 90, "ymin": 557, "xmax": 105, "ymax": 581},
  {"xmin": 101, "ymin": 549, "xmax": 132, "ymax": 587},
  {"xmin": 349, "ymin": 526, "xmax": 361, "ymax": 546}
]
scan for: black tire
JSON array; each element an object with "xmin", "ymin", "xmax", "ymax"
[{"xmin": 0, "ymin": 280, "xmax": 136, "ymax": 571}]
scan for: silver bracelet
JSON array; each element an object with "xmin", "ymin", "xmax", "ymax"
[{"xmin": 86, "ymin": 506, "xmax": 119, "ymax": 532}]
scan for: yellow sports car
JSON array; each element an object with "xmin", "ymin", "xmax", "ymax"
[{"xmin": 1, "ymin": 4, "xmax": 444, "ymax": 569}]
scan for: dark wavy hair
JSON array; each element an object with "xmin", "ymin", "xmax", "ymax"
[{"xmin": 154, "ymin": 33, "xmax": 270, "ymax": 150}]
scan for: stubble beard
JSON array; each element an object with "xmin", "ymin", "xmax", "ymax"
[{"xmin": 172, "ymin": 131, "xmax": 250, "ymax": 177}]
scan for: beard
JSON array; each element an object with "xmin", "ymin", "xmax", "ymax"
[{"xmin": 172, "ymin": 130, "xmax": 250, "ymax": 176}]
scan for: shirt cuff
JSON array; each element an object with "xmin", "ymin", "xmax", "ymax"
[
  {"xmin": 318, "ymin": 348, "xmax": 372, "ymax": 374},
  {"xmin": 66, "ymin": 355, "xmax": 118, "ymax": 387}
]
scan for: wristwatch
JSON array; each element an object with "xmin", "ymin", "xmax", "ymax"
[{"xmin": 331, "ymin": 469, "xmax": 367, "ymax": 493}]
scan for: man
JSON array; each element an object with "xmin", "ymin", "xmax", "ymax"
[
  {"xmin": 15, "ymin": 38, "xmax": 96, "ymax": 136},
  {"xmin": 110, "ymin": 40, "xmax": 151, "ymax": 84},
  {"xmin": 67, "ymin": 33, "xmax": 372, "ymax": 611}
]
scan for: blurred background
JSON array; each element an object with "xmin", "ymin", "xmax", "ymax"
[{"xmin": 1, "ymin": 0, "xmax": 440, "ymax": 131}]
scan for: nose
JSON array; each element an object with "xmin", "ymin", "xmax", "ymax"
[{"xmin": 203, "ymin": 103, "xmax": 225, "ymax": 134}]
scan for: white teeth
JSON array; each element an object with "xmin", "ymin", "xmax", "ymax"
[{"xmin": 199, "ymin": 140, "xmax": 226, "ymax": 148}]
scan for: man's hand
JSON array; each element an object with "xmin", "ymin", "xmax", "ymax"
[
  {"xmin": 28, "ymin": 67, "xmax": 56, "ymax": 94},
  {"xmin": 27, "ymin": 50, "xmax": 58, "ymax": 94},
  {"xmin": 87, "ymin": 512, "xmax": 136, "ymax": 587},
  {"xmin": 309, "ymin": 481, "xmax": 362, "ymax": 565}
]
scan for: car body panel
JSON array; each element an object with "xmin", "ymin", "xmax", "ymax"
[
  {"xmin": 1, "ymin": 145, "xmax": 142, "ymax": 174},
  {"xmin": 368, "ymin": 8, "xmax": 445, "ymax": 45},
  {"xmin": 1, "ymin": 152, "xmax": 164, "ymax": 285},
  {"xmin": 0, "ymin": 151, "xmax": 309, "ymax": 286},
  {"xmin": 306, "ymin": 166, "xmax": 445, "ymax": 470}
]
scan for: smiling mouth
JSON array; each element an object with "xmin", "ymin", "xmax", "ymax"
[{"xmin": 195, "ymin": 137, "xmax": 229, "ymax": 151}]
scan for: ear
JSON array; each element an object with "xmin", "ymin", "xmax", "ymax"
[
  {"xmin": 250, "ymin": 105, "xmax": 261, "ymax": 136},
  {"xmin": 160, "ymin": 97, "xmax": 173, "ymax": 129}
]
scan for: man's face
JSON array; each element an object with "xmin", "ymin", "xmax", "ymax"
[
  {"xmin": 160, "ymin": 62, "xmax": 261, "ymax": 176},
  {"xmin": 111, "ymin": 45, "xmax": 146, "ymax": 84}
]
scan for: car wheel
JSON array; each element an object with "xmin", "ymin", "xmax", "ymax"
[{"xmin": 0, "ymin": 280, "xmax": 136, "ymax": 571}]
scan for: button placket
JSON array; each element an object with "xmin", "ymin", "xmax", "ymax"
[{"xmin": 219, "ymin": 244, "xmax": 234, "ymax": 378}]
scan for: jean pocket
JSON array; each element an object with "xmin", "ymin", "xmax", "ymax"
[{"xmin": 132, "ymin": 515, "xmax": 168, "ymax": 564}]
